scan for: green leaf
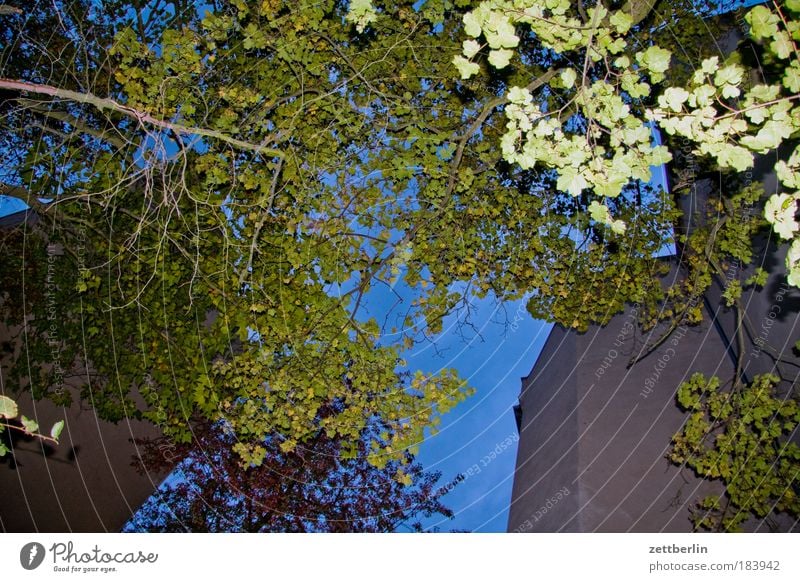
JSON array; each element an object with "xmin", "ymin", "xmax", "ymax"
[
  {"xmin": 745, "ymin": 268, "xmax": 768, "ymax": 288},
  {"xmin": 345, "ymin": 0, "xmax": 378, "ymax": 33},
  {"xmin": 395, "ymin": 469, "xmax": 413, "ymax": 486},
  {"xmin": 714, "ymin": 65, "xmax": 743, "ymax": 88},
  {"xmin": 21, "ymin": 415, "xmax": 39, "ymax": 434},
  {"xmin": 610, "ymin": 219, "xmax": 626, "ymax": 235},
  {"xmin": 700, "ymin": 56, "xmax": 719, "ymax": 75},
  {"xmin": 649, "ymin": 145, "xmax": 673, "ymax": 166},
  {"xmin": 659, "ymin": 87, "xmax": 689, "ymax": 112},
  {"xmin": 783, "ymin": 64, "xmax": 800, "ymax": 92},
  {"xmin": 560, "ymin": 68, "xmax": 577, "ymax": 89},
  {"xmin": 745, "ymin": 104, "xmax": 768, "ymax": 124},
  {"xmin": 50, "ymin": 420, "xmax": 65, "ymax": 441},
  {"xmin": 463, "ymin": 11, "xmax": 482, "ymax": 37},
  {"xmin": 722, "ymin": 279, "xmax": 742, "ymax": 306},
  {"xmin": 453, "ymin": 56, "xmax": 479, "ymax": 79},
  {"xmin": 487, "ymin": 48, "xmax": 513, "ymax": 69},
  {"xmin": 485, "ymin": 12, "xmax": 518, "ymax": 49},
  {"xmin": 0, "ymin": 395, "xmax": 18, "ymax": 419},
  {"xmin": 462, "ymin": 39, "xmax": 481, "ymax": 59},
  {"xmin": 556, "ymin": 167, "xmax": 588, "ymax": 196},
  {"xmin": 719, "ymin": 145, "xmax": 753, "ymax": 172},
  {"xmin": 507, "ymin": 86, "xmax": 531, "ymax": 105},
  {"xmin": 776, "ymin": 159, "xmax": 800, "ymax": 189},
  {"xmin": 588, "ymin": 200, "xmax": 612, "ymax": 223},
  {"xmin": 742, "ymin": 120, "xmax": 793, "ymax": 153},
  {"xmin": 637, "ymin": 45, "xmax": 671, "ymax": 75},
  {"xmin": 721, "ymin": 83, "xmax": 740, "ymax": 99},
  {"xmin": 746, "ymin": 5, "xmax": 779, "ymax": 40}
]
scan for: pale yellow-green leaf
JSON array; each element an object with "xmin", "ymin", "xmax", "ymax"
[
  {"xmin": 462, "ymin": 39, "xmax": 481, "ymax": 59},
  {"xmin": 610, "ymin": 10, "xmax": 633, "ymax": 34},
  {"xmin": 556, "ymin": 168, "xmax": 588, "ymax": 196},
  {"xmin": 488, "ymin": 48, "xmax": 513, "ymax": 69},
  {"xmin": 0, "ymin": 395, "xmax": 18, "ymax": 419},
  {"xmin": 659, "ymin": 87, "xmax": 689, "ymax": 112},
  {"xmin": 560, "ymin": 67, "xmax": 577, "ymax": 89},
  {"xmin": 453, "ymin": 55, "xmax": 479, "ymax": 79}
]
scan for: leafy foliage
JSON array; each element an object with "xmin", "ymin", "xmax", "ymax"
[
  {"xmin": 440, "ymin": 0, "xmax": 800, "ymax": 530},
  {"xmin": 1, "ymin": 0, "xmax": 799, "ymax": 530},
  {"xmin": 451, "ymin": 0, "xmax": 799, "ymax": 287},
  {"xmin": 671, "ymin": 373, "xmax": 800, "ymax": 531},
  {"xmin": 1, "ymin": 0, "xmax": 481, "ymax": 466}
]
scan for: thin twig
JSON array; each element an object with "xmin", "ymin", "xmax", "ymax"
[{"xmin": 0, "ymin": 422, "xmax": 60, "ymax": 445}]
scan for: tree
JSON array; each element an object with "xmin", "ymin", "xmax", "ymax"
[
  {"xmin": 1, "ymin": 0, "xmax": 481, "ymax": 468},
  {"xmin": 449, "ymin": 0, "xmax": 799, "ymax": 288},
  {"xmin": 125, "ymin": 412, "xmax": 457, "ymax": 532},
  {"xmin": 2, "ymin": 0, "xmax": 798, "ymax": 530}
]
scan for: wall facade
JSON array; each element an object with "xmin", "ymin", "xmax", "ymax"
[{"xmin": 508, "ymin": 170, "xmax": 800, "ymax": 532}]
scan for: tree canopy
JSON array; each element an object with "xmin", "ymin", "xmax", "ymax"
[
  {"xmin": 1, "ymin": 0, "xmax": 799, "ymax": 531},
  {"xmin": 125, "ymin": 414, "xmax": 456, "ymax": 532}
]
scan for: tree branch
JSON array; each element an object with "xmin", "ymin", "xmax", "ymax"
[
  {"xmin": 18, "ymin": 98, "xmax": 128, "ymax": 149},
  {"xmin": 0, "ymin": 78, "xmax": 284, "ymax": 157}
]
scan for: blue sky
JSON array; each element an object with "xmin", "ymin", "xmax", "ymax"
[{"xmin": 400, "ymin": 296, "xmax": 551, "ymax": 531}]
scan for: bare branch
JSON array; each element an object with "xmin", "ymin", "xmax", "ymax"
[{"xmin": 0, "ymin": 78, "xmax": 285, "ymax": 157}]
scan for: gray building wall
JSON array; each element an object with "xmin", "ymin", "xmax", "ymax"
[
  {"xmin": 508, "ymin": 264, "xmax": 733, "ymax": 532},
  {"xmin": 0, "ymin": 388, "xmax": 166, "ymax": 532},
  {"xmin": 508, "ymin": 167, "xmax": 800, "ymax": 532},
  {"xmin": 0, "ymin": 211, "xmax": 167, "ymax": 532}
]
